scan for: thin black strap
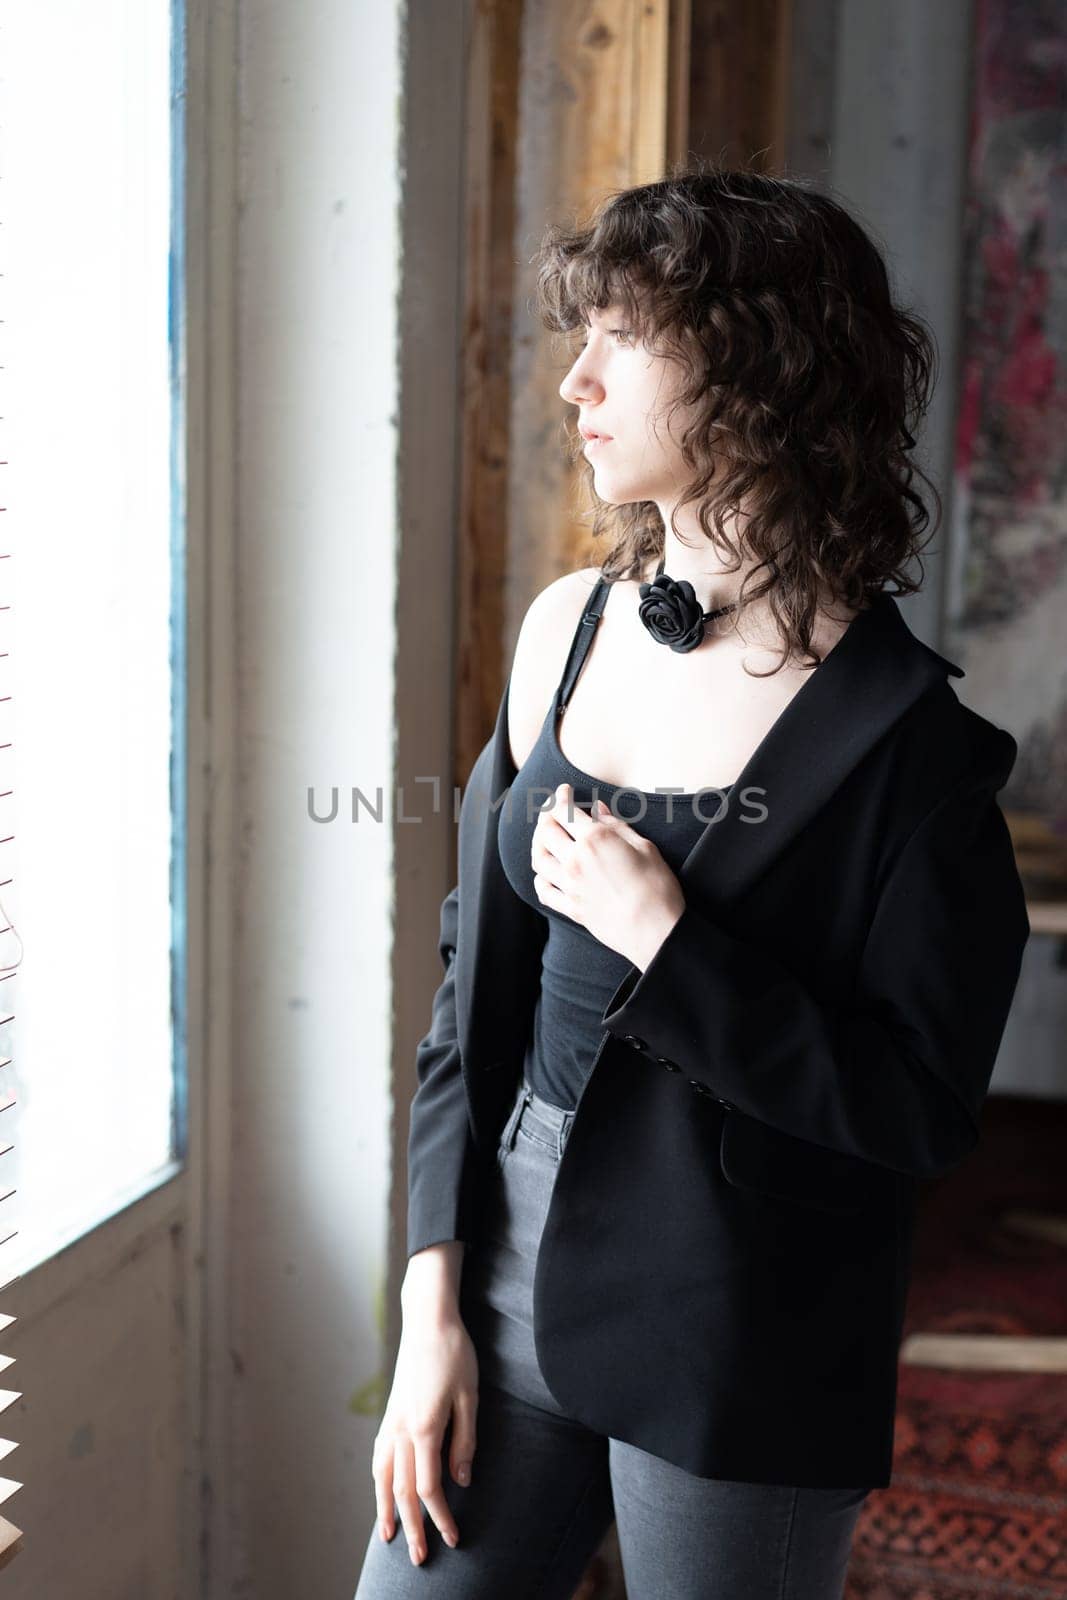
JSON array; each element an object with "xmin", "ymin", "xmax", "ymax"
[{"xmin": 557, "ymin": 576, "xmax": 609, "ymax": 713}]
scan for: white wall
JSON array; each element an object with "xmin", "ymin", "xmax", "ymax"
[{"xmin": 233, "ymin": 2, "xmax": 403, "ymax": 1593}]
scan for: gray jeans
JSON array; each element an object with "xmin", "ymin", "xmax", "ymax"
[{"xmin": 353, "ymin": 1079, "xmax": 870, "ymax": 1599}]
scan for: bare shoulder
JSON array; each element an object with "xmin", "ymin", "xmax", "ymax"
[{"xmin": 506, "ymin": 567, "xmax": 603, "ymax": 772}]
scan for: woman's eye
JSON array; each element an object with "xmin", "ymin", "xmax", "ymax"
[{"xmin": 576, "ymin": 328, "xmax": 633, "ymax": 350}]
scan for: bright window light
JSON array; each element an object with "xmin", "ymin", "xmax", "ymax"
[{"xmin": 3, "ymin": 0, "xmax": 185, "ymax": 1274}]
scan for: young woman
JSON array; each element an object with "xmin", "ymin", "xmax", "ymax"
[{"xmin": 353, "ymin": 168, "xmax": 1029, "ymax": 1600}]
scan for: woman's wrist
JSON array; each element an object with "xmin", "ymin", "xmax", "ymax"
[{"xmin": 401, "ymin": 1240, "xmax": 466, "ymax": 1323}]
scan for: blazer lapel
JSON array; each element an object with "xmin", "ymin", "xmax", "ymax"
[
  {"xmin": 457, "ymin": 590, "xmax": 964, "ymax": 1069},
  {"xmin": 601, "ymin": 591, "xmax": 965, "ymax": 1017},
  {"xmin": 455, "ymin": 666, "xmax": 546, "ymax": 1071},
  {"xmin": 679, "ymin": 591, "xmax": 964, "ymax": 905}
]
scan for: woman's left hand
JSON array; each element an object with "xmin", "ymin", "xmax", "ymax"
[{"xmin": 531, "ymin": 782, "xmax": 685, "ymax": 970}]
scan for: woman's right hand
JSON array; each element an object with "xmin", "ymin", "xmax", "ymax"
[{"xmin": 371, "ymin": 1307, "xmax": 480, "ymax": 1566}]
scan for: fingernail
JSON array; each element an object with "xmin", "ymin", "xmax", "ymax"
[
  {"xmin": 457, "ymin": 1462, "xmax": 470, "ymax": 1484},
  {"xmin": 444, "ymin": 1529, "xmax": 458, "ymax": 1548}
]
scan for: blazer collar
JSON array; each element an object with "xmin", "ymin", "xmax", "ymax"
[{"xmin": 460, "ymin": 590, "xmax": 963, "ymax": 1056}]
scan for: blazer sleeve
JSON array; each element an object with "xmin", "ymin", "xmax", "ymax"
[
  {"xmin": 405, "ymin": 882, "xmax": 477, "ymax": 1258},
  {"xmin": 600, "ymin": 754, "xmax": 1031, "ymax": 1179}
]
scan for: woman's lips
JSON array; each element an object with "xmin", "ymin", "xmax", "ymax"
[{"xmin": 583, "ymin": 434, "xmax": 612, "ymax": 451}]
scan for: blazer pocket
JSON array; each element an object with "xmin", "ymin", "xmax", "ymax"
[{"xmin": 718, "ymin": 1109, "xmax": 885, "ymax": 1215}]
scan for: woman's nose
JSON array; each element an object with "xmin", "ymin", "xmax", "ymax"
[{"xmin": 559, "ymin": 359, "xmax": 601, "ymax": 406}]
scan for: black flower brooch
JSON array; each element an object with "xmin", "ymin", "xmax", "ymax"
[{"xmin": 637, "ymin": 557, "xmax": 737, "ymax": 654}]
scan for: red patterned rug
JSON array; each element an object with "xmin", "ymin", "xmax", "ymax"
[{"xmin": 844, "ymin": 1094, "xmax": 1067, "ymax": 1599}]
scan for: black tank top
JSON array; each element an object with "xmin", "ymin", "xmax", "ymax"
[{"xmin": 497, "ymin": 574, "xmax": 733, "ymax": 1110}]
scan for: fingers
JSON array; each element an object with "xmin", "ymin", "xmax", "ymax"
[
  {"xmin": 371, "ymin": 1430, "xmax": 396, "ymax": 1544},
  {"xmin": 372, "ymin": 1331, "xmax": 479, "ymax": 1567},
  {"xmin": 373, "ymin": 1401, "xmax": 476, "ymax": 1567},
  {"xmin": 413, "ymin": 1426, "xmax": 460, "ymax": 1551},
  {"xmin": 535, "ymin": 783, "xmax": 595, "ymax": 843},
  {"xmin": 449, "ymin": 1385, "xmax": 478, "ymax": 1489},
  {"xmin": 391, "ymin": 1433, "xmax": 429, "ymax": 1565}
]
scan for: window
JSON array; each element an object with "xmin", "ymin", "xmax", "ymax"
[{"xmin": 5, "ymin": 0, "xmax": 185, "ymax": 1275}]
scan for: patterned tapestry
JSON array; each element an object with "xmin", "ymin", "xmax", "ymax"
[{"xmin": 946, "ymin": 0, "xmax": 1067, "ymax": 832}]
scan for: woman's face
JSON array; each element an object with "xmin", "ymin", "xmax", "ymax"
[{"xmin": 558, "ymin": 303, "xmax": 699, "ymax": 507}]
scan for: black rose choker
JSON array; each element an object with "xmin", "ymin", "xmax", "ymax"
[{"xmin": 637, "ymin": 556, "xmax": 738, "ymax": 653}]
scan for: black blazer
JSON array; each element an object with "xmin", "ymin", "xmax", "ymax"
[{"xmin": 405, "ymin": 589, "xmax": 1030, "ymax": 1490}]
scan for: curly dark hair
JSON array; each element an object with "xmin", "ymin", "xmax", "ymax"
[{"xmin": 533, "ymin": 163, "xmax": 943, "ymax": 674}]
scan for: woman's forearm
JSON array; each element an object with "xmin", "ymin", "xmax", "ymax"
[{"xmin": 401, "ymin": 1240, "xmax": 466, "ymax": 1323}]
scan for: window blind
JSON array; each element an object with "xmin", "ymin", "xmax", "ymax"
[{"xmin": 0, "ymin": 13, "xmax": 24, "ymax": 1562}]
